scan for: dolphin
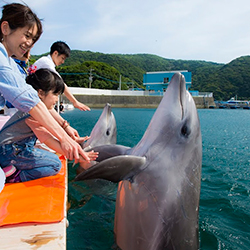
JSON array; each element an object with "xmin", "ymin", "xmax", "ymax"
[
  {"xmin": 78, "ymin": 103, "xmax": 117, "ymax": 170},
  {"xmin": 75, "ymin": 73, "xmax": 202, "ymax": 250},
  {"xmin": 82, "ymin": 103, "xmax": 117, "ymax": 150}
]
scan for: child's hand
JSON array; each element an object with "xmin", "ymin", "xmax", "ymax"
[
  {"xmin": 86, "ymin": 150, "xmax": 99, "ymax": 161},
  {"xmin": 79, "ymin": 150, "xmax": 99, "ymax": 162},
  {"xmin": 75, "ymin": 136, "xmax": 90, "ymax": 144}
]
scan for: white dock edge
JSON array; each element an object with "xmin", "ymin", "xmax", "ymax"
[{"xmin": 0, "ymin": 218, "xmax": 67, "ymax": 249}]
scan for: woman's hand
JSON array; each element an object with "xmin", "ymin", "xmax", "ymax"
[
  {"xmin": 30, "ymin": 102, "xmax": 90, "ymax": 161},
  {"xmin": 65, "ymin": 125, "xmax": 80, "ymax": 139},
  {"xmin": 60, "ymin": 134, "xmax": 91, "ymax": 162}
]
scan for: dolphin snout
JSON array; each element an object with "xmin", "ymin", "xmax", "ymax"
[{"xmin": 179, "ymin": 74, "xmax": 187, "ymax": 119}]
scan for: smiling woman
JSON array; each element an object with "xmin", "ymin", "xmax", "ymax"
[
  {"xmin": 0, "ymin": 3, "xmax": 95, "ymax": 192},
  {"xmin": 2, "ymin": 25, "xmax": 38, "ymax": 57},
  {"xmin": 0, "ymin": 3, "xmax": 42, "ymax": 56},
  {"xmin": 0, "ymin": 3, "xmax": 42, "ymax": 110}
]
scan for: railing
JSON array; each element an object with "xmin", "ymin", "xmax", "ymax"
[
  {"xmin": 68, "ymin": 87, "xmax": 213, "ymax": 98},
  {"xmin": 68, "ymin": 87, "xmax": 146, "ymax": 96}
]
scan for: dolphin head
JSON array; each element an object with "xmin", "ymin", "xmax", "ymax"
[
  {"xmin": 78, "ymin": 103, "xmax": 117, "ymax": 171},
  {"xmin": 132, "ymin": 72, "xmax": 201, "ymax": 160},
  {"xmin": 83, "ymin": 103, "xmax": 117, "ymax": 151}
]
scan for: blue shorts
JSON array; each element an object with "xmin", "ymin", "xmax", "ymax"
[{"xmin": 0, "ymin": 136, "xmax": 61, "ymax": 182}]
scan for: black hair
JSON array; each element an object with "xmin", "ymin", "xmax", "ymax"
[
  {"xmin": 0, "ymin": 3, "xmax": 43, "ymax": 43},
  {"xmin": 26, "ymin": 69, "xmax": 65, "ymax": 95},
  {"xmin": 50, "ymin": 41, "xmax": 70, "ymax": 57}
]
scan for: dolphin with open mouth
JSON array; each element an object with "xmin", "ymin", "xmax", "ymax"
[
  {"xmin": 75, "ymin": 72, "xmax": 202, "ymax": 250},
  {"xmin": 78, "ymin": 103, "xmax": 117, "ymax": 170}
]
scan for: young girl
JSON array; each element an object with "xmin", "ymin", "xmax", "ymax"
[
  {"xmin": 0, "ymin": 3, "xmax": 91, "ymax": 187},
  {"xmin": 0, "ymin": 69, "xmax": 98, "ymax": 183}
]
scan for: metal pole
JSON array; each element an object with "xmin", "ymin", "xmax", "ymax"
[
  {"xmin": 89, "ymin": 68, "xmax": 93, "ymax": 88},
  {"xmin": 119, "ymin": 75, "xmax": 121, "ymax": 90}
]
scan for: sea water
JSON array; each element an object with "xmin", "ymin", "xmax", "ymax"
[{"xmin": 62, "ymin": 108, "xmax": 250, "ymax": 250}]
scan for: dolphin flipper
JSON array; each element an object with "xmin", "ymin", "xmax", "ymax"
[
  {"xmin": 86, "ymin": 144, "xmax": 131, "ymax": 162},
  {"xmin": 75, "ymin": 155, "xmax": 146, "ymax": 183}
]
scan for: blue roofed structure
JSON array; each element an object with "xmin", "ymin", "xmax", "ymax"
[{"xmin": 143, "ymin": 70, "xmax": 192, "ymax": 95}]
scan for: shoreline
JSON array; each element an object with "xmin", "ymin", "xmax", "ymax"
[{"xmin": 61, "ymin": 95, "xmax": 215, "ymax": 109}]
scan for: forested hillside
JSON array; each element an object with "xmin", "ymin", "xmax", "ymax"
[{"xmin": 31, "ymin": 51, "xmax": 250, "ymax": 100}]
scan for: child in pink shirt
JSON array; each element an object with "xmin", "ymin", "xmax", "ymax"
[{"xmin": 0, "ymin": 69, "xmax": 98, "ymax": 182}]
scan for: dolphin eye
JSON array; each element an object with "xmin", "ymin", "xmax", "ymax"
[
  {"xmin": 106, "ymin": 130, "xmax": 110, "ymax": 136},
  {"xmin": 181, "ymin": 124, "xmax": 190, "ymax": 138}
]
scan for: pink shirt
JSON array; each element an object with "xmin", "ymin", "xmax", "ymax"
[{"xmin": 25, "ymin": 117, "xmax": 54, "ymax": 143}]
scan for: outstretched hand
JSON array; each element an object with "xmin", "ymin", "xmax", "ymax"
[
  {"xmin": 79, "ymin": 150, "xmax": 99, "ymax": 162},
  {"xmin": 75, "ymin": 136, "xmax": 90, "ymax": 144},
  {"xmin": 73, "ymin": 100, "xmax": 91, "ymax": 111}
]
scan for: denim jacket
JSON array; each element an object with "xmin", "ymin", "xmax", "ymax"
[{"xmin": 0, "ymin": 43, "xmax": 40, "ymax": 112}]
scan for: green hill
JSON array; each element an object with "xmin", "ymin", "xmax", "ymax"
[{"xmin": 31, "ymin": 51, "xmax": 250, "ymax": 100}]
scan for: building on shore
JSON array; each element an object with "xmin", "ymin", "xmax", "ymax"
[
  {"xmin": 60, "ymin": 70, "xmax": 214, "ymax": 108},
  {"xmin": 143, "ymin": 70, "xmax": 192, "ymax": 95}
]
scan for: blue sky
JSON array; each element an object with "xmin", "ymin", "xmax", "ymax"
[{"xmin": 5, "ymin": 0, "xmax": 250, "ymax": 64}]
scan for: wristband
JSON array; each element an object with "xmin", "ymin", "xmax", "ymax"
[{"xmin": 62, "ymin": 120, "xmax": 70, "ymax": 130}]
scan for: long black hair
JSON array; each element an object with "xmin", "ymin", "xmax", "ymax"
[{"xmin": 26, "ymin": 69, "xmax": 65, "ymax": 95}]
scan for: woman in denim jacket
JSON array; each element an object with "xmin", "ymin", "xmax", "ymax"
[{"xmin": 0, "ymin": 3, "xmax": 92, "ymax": 190}]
